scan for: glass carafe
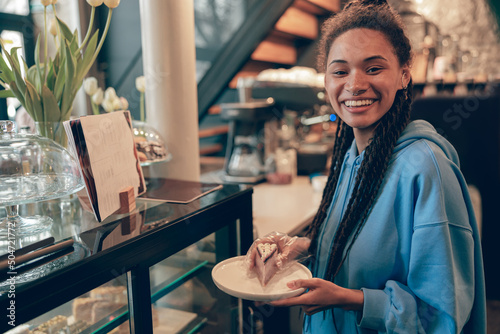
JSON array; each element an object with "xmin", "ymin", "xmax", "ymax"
[{"xmin": 227, "ymin": 136, "xmax": 262, "ymax": 177}]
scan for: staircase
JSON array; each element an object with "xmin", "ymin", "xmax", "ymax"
[{"xmin": 198, "ymin": 0, "xmax": 340, "ymax": 158}]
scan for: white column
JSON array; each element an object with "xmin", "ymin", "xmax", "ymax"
[{"xmin": 139, "ymin": 0, "xmax": 200, "ymax": 182}]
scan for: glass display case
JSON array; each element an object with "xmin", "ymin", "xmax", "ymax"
[{"xmin": 0, "ymin": 178, "xmax": 253, "ymax": 333}]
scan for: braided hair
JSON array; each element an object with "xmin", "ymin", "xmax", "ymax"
[{"xmin": 307, "ymin": 0, "xmax": 414, "ymax": 281}]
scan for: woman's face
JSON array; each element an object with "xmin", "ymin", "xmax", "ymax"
[{"xmin": 324, "ymin": 28, "xmax": 410, "ymax": 137}]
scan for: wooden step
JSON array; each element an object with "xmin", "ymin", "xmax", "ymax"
[
  {"xmin": 251, "ymin": 35, "xmax": 297, "ymax": 65},
  {"xmin": 275, "ymin": 6, "xmax": 318, "ymax": 40},
  {"xmin": 229, "ymin": 60, "xmax": 275, "ymax": 89},
  {"xmin": 200, "ymin": 143, "xmax": 224, "ymax": 156},
  {"xmin": 199, "ymin": 125, "xmax": 229, "ymax": 138},
  {"xmin": 309, "ymin": 0, "xmax": 340, "ymax": 12},
  {"xmin": 294, "ymin": 0, "xmax": 340, "ymax": 15}
]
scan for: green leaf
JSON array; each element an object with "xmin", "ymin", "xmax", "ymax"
[
  {"xmin": 7, "ymin": 48, "xmax": 28, "ymax": 103},
  {"xmin": 6, "ymin": 81, "xmax": 24, "ymax": 106},
  {"xmin": 25, "ymin": 81, "xmax": 43, "ymax": 122},
  {"xmin": 0, "ymin": 53, "xmax": 15, "ymax": 83},
  {"xmin": 53, "ymin": 56, "xmax": 66, "ymax": 102},
  {"xmin": 76, "ymin": 29, "xmax": 99, "ymax": 82},
  {"xmin": 41, "ymin": 85, "xmax": 61, "ymax": 122},
  {"xmin": 60, "ymin": 40, "xmax": 75, "ymax": 117},
  {"xmin": 34, "ymin": 36, "xmax": 44, "ymax": 94},
  {"xmin": 56, "ymin": 16, "xmax": 74, "ymax": 45},
  {"xmin": 0, "ymin": 90, "xmax": 14, "ymax": 98},
  {"xmin": 46, "ymin": 58, "xmax": 56, "ymax": 91},
  {"xmin": 27, "ymin": 65, "xmax": 41, "ymax": 92},
  {"xmin": 69, "ymin": 29, "xmax": 80, "ymax": 57}
]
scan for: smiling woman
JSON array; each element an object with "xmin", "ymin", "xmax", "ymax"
[
  {"xmin": 251, "ymin": 0, "xmax": 487, "ymax": 333},
  {"xmin": 324, "ymin": 28, "xmax": 410, "ymax": 152}
]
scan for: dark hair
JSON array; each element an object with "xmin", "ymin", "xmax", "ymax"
[{"xmin": 307, "ymin": 0, "xmax": 414, "ymax": 282}]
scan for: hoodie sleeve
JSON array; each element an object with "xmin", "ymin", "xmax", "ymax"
[{"xmin": 358, "ymin": 140, "xmax": 480, "ymax": 333}]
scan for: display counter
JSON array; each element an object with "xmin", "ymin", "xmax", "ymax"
[
  {"xmin": 252, "ymin": 176, "xmax": 322, "ymax": 238},
  {"xmin": 0, "ymin": 178, "xmax": 253, "ymax": 333}
]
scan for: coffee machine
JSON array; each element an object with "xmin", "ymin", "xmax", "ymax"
[{"xmin": 220, "ymin": 98, "xmax": 276, "ymax": 183}]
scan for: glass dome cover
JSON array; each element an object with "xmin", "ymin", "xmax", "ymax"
[
  {"xmin": 0, "ymin": 120, "xmax": 85, "ymax": 206},
  {"xmin": 132, "ymin": 120, "xmax": 172, "ymax": 167}
]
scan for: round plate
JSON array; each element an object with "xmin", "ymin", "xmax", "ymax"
[{"xmin": 212, "ymin": 256, "xmax": 312, "ymax": 302}]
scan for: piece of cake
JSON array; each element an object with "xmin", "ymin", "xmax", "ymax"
[
  {"xmin": 91, "ymin": 301, "xmax": 126, "ymax": 323},
  {"xmin": 254, "ymin": 243, "xmax": 280, "ymax": 286},
  {"xmin": 72, "ymin": 298, "xmax": 101, "ymax": 324},
  {"xmin": 90, "ymin": 285, "xmax": 127, "ymax": 304}
]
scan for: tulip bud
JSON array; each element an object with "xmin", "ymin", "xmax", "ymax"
[
  {"xmin": 86, "ymin": 0, "xmax": 104, "ymax": 6},
  {"xmin": 41, "ymin": 0, "xmax": 51, "ymax": 6},
  {"xmin": 104, "ymin": 0, "xmax": 120, "ymax": 9},
  {"xmin": 92, "ymin": 88, "xmax": 104, "ymax": 105},
  {"xmin": 49, "ymin": 18, "xmax": 58, "ymax": 36},
  {"xmin": 104, "ymin": 87, "xmax": 117, "ymax": 102},
  {"xmin": 119, "ymin": 97, "xmax": 129, "ymax": 110},
  {"xmin": 52, "ymin": 0, "xmax": 58, "ymax": 4},
  {"xmin": 83, "ymin": 77, "xmax": 99, "ymax": 96},
  {"xmin": 135, "ymin": 76, "xmax": 145, "ymax": 93}
]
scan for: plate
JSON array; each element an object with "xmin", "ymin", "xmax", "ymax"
[{"xmin": 211, "ymin": 256, "xmax": 312, "ymax": 302}]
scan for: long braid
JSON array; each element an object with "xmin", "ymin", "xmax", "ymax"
[
  {"xmin": 307, "ymin": 119, "xmax": 353, "ymax": 259},
  {"xmin": 307, "ymin": 0, "xmax": 414, "ymax": 284},
  {"xmin": 338, "ymin": 82, "xmax": 414, "ymax": 273},
  {"xmin": 325, "ymin": 82, "xmax": 413, "ymax": 280}
]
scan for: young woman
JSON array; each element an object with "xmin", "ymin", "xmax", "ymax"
[{"xmin": 261, "ymin": 0, "xmax": 486, "ymax": 332}]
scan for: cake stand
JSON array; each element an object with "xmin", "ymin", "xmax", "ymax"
[{"xmin": 0, "ymin": 120, "xmax": 84, "ymax": 238}]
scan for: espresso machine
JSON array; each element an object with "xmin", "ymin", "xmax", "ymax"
[{"xmin": 219, "ymin": 98, "xmax": 276, "ymax": 183}]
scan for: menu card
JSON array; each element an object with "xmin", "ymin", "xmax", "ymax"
[{"xmin": 64, "ymin": 111, "xmax": 146, "ymax": 222}]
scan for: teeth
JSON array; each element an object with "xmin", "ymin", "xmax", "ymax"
[{"xmin": 344, "ymin": 99, "xmax": 374, "ymax": 107}]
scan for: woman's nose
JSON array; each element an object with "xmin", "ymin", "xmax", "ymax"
[{"xmin": 345, "ymin": 71, "xmax": 367, "ymax": 95}]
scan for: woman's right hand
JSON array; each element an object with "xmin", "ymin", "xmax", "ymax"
[{"xmin": 246, "ymin": 232, "xmax": 311, "ymax": 270}]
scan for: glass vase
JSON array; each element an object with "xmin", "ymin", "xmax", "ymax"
[{"xmin": 34, "ymin": 121, "xmax": 68, "ymax": 148}]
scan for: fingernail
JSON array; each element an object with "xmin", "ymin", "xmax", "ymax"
[{"xmin": 287, "ymin": 281, "xmax": 296, "ymax": 288}]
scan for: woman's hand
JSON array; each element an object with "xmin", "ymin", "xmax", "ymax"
[
  {"xmin": 269, "ymin": 278, "xmax": 364, "ymax": 315},
  {"xmin": 247, "ymin": 232, "xmax": 311, "ymax": 270}
]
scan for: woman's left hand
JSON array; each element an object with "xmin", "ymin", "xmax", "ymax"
[{"xmin": 269, "ymin": 278, "xmax": 364, "ymax": 315}]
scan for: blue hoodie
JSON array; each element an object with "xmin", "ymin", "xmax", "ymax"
[{"xmin": 304, "ymin": 120, "xmax": 486, "ymax": 333}]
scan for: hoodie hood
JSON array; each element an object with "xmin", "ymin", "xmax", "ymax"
[{"xmin": 394, "ymin": 120, "xmax": 460, "ymax": 165}]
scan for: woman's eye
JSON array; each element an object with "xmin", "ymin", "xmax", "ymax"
[
  {"xmin": 332, "ymin": 70, "xmax": 347, "ymax": 76},
  {"xmin": 367, "ymin": 67, "xmax": 382, "ymax": 73}
]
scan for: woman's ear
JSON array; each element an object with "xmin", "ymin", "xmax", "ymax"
[{"xmin": 401, "ymin": 66, "xmax": 411, "ymax": 89}]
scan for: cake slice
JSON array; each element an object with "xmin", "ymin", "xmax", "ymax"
[{"xmin": 254, "ymin": 243, "xmax": 280, "ymax": 286}]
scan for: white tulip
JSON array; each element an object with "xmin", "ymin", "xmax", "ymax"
[
  {"xmin": 104, "ymin": 87, "xmax": 117, "ymax": 102},
  {"xmin": 41, "ymin": 0, "xmax": 51, "ymax": 6},
  {"xmin": 86, "ymin": 0, "xmax": 104, "ymax": 7},
  {"xmin": 135, "ymin": 76, "xmax": 145, "ymax": 93},
  {"xmin": 112, "ymin": 97, "xmax": 122, "ymax": 110},
  {"xmin": 119, "ymin": 97, "xmax": 129, "ymax": 110},
  {"xmin": 104, "ymin": 0, "xmax": 120, "ymax": 9},
  {"xmin": 83, "ymin": 77, "xmax": 99, "ymax": 96},
  {"xmin": 92, "ymin": 88, "xmax": 104, "ymax": 105},
  {"xmin": 102, "ymin": 99, "xmax": 115, "ymax": 113}
]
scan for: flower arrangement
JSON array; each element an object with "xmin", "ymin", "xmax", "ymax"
[
  {"xmin": 83, "ymin": 77, "xmax": 128, "ymax": 114},
  {"xmin": 84, "ymin": 75, "xmax": 146, "ymax": 122},
  {"xmin": 0, "ymin": 0, "xmax": 121, "ymax": 132}
]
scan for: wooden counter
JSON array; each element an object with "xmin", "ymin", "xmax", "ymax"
[{"xmin": 252, "ymin": 176, "xmax": 322, "ymax": 237}]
